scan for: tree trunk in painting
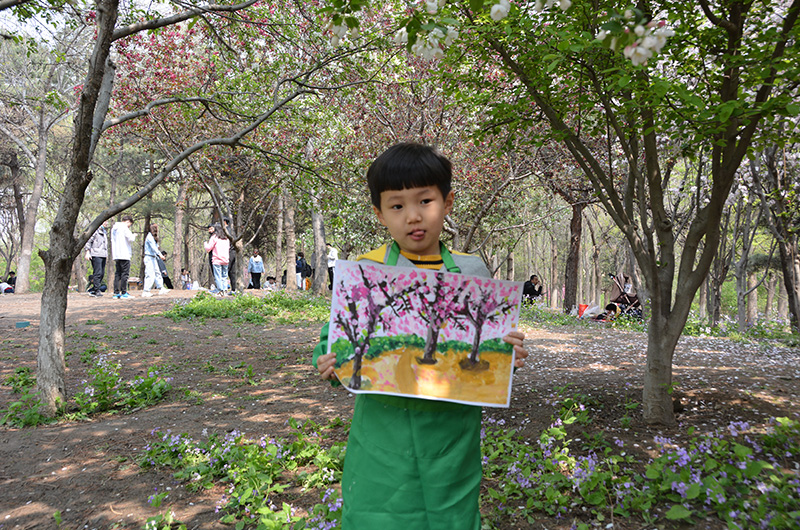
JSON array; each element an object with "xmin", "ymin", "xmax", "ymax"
[
  {"xmin": 349, "ymin": 341, "xmax": 370, "ymax": 390},
  {"xmin": 418, "ymin": 324, "xmax": 441, "ymax": 364}
]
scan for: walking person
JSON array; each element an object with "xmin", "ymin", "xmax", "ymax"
[
  {"xmin": 142, "ymin": 224, "xmax": 169, "ymax": 297},
  {"xmin": 248, "ymin": 249, "xmax": 264, "ymax": 289},
  {"xmin": 111, "ymin": 214, "xmax": 136, "ymax": 299},
  {"xmin": 204, "ymin": 223, "xmax": 230, "ymax": 294},
  {"xmin": 84, "ymin": 221, "xmax": 108, "ymax": 297}
]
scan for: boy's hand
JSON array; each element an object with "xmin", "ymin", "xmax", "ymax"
[
  {"xmin": 503, "ymin": 331, "xmax": 528, "ymax": 369},
  {"xmin": 316, "ymin": 352, "xmax": 337, "ymax": 381}
]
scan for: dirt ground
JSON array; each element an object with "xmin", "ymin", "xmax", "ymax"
[{"xmin": 0, "ymin": 290, "xmax": 799, "ymax": 530}]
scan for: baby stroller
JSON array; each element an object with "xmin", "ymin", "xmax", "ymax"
[{"xmin": 599, "ymin": 273, "xmax": 643, "ymax": 321}]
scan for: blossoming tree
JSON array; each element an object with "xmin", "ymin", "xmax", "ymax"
[
  {"xmin": 456, "ymin": 278, "xmax": 518, "ymax": 369},
  {"xmin": 331, "ymin": 264, "xmax": 421, "ymax": 389},
  {"xmin": 397, "ymin": 271, "xmax": 470, "ymax": 364}
]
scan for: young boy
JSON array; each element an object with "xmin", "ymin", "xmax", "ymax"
[{"xmin": 313, "ymin": 142, "xmax": 528, "ymax": 530}]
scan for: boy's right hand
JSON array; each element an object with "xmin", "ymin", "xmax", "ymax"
[{"xmin": 316, "ymin": 352, "xmax": 337, "ymax": 381}]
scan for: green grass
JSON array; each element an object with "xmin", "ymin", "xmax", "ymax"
[{"xmin": 164, "ymin": 291, "xmax": 330, "ymax": 324}]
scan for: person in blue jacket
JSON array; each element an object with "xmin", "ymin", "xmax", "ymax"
[{"xmin": 313, "ymin": 142, "xmax": 528, "ymax": 530}]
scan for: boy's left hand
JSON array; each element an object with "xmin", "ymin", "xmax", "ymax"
[{"xmin": 503, "ymin": 331, "xmax": 528, "ymax": 369}]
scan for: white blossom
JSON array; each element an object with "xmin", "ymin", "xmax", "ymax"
[
  {"xmin": 426, "ymin": 0, "xmax": 439, "ymax": 14},
  {"xmin": 634, "ymin": 24, "xmax": 645, "ymax": 36},
  {"xmin": 558, "ymin": 0, "xmax": 571, "ymax": 10},
  {"xmin": 623, "ymin": 44, "xmax": 653, "ymax": 66},
  {"xmin": 444, "ymin": 27, "xmax": 459, "ymax": 46},
  {"xmin": 490, "ymin": 0, "xmax": 511, "ymax": 21},
  {"xmin": 394, "ymin": 27, "xmax": 409, "ymax": 45}
]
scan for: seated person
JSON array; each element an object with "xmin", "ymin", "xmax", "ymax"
[
  {"xmin": 522, "ymin": 274, "xmax": 543, "ymax": 303},
  {"xmin": 5, "ymin": 271, "xmax": 16, "ymax": 293},
  {"xmin": 593, "ymin": 303, "xmax": 621, "ymax": 321}
]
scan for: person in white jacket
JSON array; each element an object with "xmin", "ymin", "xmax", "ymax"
[{"xmin": 110, "ymin": 214, "xmax": 136, "ymax": 299}]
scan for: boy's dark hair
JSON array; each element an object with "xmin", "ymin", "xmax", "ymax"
[
  {"xmin": 367, "ymin": 142, "xmax": 452, "ymax": 208},
  {"xmin": 121, "ymin": 214, "xmax": 133, "ymax": 223}
]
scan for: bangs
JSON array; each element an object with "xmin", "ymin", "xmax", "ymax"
[{"xmin": 367, "ymin": 143, "xmax": 452, "ymax": 208}]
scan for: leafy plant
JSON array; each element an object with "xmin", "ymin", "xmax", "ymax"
[{"xmin": 4, "ymin": 366, "xmax": 36, "ymax": 394}]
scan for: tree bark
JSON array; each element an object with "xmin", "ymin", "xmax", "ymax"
[
  {"xmin": 275, "ymin": 192, "xmax": 284, "ymax": 280},
  {"xmin": 15, "ymin": 132, "xmax": 49, "ymax": 294},
  {"xmin": 505, "ymin": 253, "xmax": 514, "ymax": 281},
  {"xmin": 310, "ymin": 194, "xmax": 327, "ymax": 295},
  {"xmin": 765, "ymin": 272, "xmax": 775, "ymax": 319},
  {"xmin": 172, "ymin": 181, "xmax": 187, "ymax": 282},
  {"xmin": 746, "ymin": 271, "xmax": 758, "ymax": 326},
  {"xmin": 284, "ymin": 191, "xmax": 297, "ymax": 291}
]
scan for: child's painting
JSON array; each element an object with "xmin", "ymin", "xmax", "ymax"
[{"xmin": 327, "ymin": 260, "xmax": 523, "ymax": 407}]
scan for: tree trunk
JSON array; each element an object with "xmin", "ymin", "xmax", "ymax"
[
  {"xmin": 549, "ymin": 233, "xmax": 558, "ymax": 310},
  {"xmin": 310, "ymin": 194, "xmax": 327, "ymax": 295},
  {"xmin": 777, "ymin": 239, "xmax": 800, "ymax": 331},
  {"xmin": 284, "ymin": 191, "xmax": 297, "ymax": 291},
  {"xmin": 468, "ymin": 324, "xmax": 484, "ymax": 364},
  {"xmin": 562, "ymin": 204, "xmax": 583, "ymax": 313},
  {"xmin": 505, "ymin": 253, "xmax": 514, "ymax": 281},
  {"xmin": 350, "ymin": 343, "xmax": 368, "ymax": 390},
  {"xmin": 275, "ymin": 192, "xmax": 284, "ymax": 280},
  {"xmin": 778, "ymin": 273, "xmax": 789, "ymax": 326},
  {"xmin": 37, "ymin": 253, "xmax": 73, "ymax": 415},
  {"xmin": 172, "ymin": 181, "xmax": 187, "ymax": 282},
  {"xmin": 418, "ymin": 325, "xmax": 441, "ymax": 364},
  {"xmin": 765, "ymin": 272, "xmax": 775, "ymax": 319},
  {"xmin": 75, "ymin": 252, "xmax": 88, "ymax": 292},
  {"xmin": 16, "ymin": 136, "xmax": 49, "ymax": 294},
  {"xmin": 746, "ymin": 271, "xmax": 758, "ymax": 326},
  {"xmin": 698, "ymin": 275, "xmax": 707, "ymax": 320},
  {"xmin": 642, "ymin": 312, "xmax": 680, "ymax": 426}
]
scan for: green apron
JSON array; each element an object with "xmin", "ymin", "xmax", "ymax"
[{"xmin": 312, "ymin": 242, "xmax": 487, "ymax": 530}]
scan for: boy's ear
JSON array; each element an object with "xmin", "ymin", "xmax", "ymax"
[
  {"xmin": 373, "ymin": 205, "xmax": 386, "ymax": 226},
  {"xmin": 443, "ymin": 190, "xmax": 455, "ymax": 215}
]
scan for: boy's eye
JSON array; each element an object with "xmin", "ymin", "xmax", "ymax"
[
  {"xmin": 420, "ymin": 198, "xmax": 433, "ymax": 205},
  {"xmin": 390, "ymin": 204, "xmax": 403, "ymax": 210}
]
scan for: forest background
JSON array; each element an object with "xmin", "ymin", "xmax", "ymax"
[{"xmin": 0, "ymin": 0, "xmax": 798, "ymax": 427}]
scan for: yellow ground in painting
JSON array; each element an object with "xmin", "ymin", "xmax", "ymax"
[{"xmin": 335, "ymin": 348, "xmax": 513, "ymax": 405}]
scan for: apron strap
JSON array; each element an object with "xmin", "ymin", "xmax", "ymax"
[{"xmin": 386, "ymin": 241, "xmax": 461, "ymax": 274}]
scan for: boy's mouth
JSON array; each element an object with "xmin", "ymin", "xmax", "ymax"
[{"xmin": 409, "ymin": 229, "xmax": 426, "ymax": 241}]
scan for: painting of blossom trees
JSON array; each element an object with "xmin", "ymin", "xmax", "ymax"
[{"xmin": 327, "ymin": 260, "xmax": 522, "ymax": 407}]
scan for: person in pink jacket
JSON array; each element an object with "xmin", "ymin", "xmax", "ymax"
[{"xmin": 204, "ymin": 223, "xmax": 230, "ymax": 294}]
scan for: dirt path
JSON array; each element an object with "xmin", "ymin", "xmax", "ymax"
[{"xmin": 1, "ymin": 290, "xmax": 798, "ymax": 529}]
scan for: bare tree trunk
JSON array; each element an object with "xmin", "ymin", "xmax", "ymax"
[
  {"xmin": 172, "ymin": 181, "xmax": 187, "ymax": 282},
  {"xmin": 75, "ymin": 252, "xmax": 88, "ymax": 292},
  {"xmin": 310, "ymin": 194, "xmax": 327, "ymax": 295},
  {"xmin": 562, "ymin": 203, "xmax": 583, "ymax": 313},
  {"xmin": 16, "ymin": 135, "xmax": 49, "ymax": 294},
  {"xmin": 778, "ymin": 274, "xmax": 789, "ymax": 325},
  {"xmin": 284, "ymin": 191, "xmax": 297, "ymax": 291},
  {"xmin": 550, "ymin": 233, "xmax": 558, "ymax": 310},
  {"xmin": 746, "ymin": 271, "xmax": 758, "ymax": 326},
  {"xmin": 698, "ymin": 275, "xmax": 707, "ymax": 320},
  {"xmin": 275, "ymin": 192, "xmax": 284, "ymax": 280},
  {"xmin": 505, "ymin": 253, "xmax": 514, "ymax": 281},
  {"xmin": 765, "ymin": 272, "xmax": 775, "ymax": 319}
]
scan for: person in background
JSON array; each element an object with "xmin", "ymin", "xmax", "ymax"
[
  {"xmin": 522, "ymin": 274, "xmax": 543, "ymax": 304},
  {"xmin": 111, "ymin": 214, "xmax": 136, "ymax": 299},
  {"xmin": 84, "ymin": 221, "xmax": 108, "ymax": 297},
  {"xmin": 180, "ymin": 268, "xmax": 192, "ymax": 290},
  {"xmin": 326, "ymin": 242, "xmax": 338, "ymax": 290},
  {"xmin": 142, "ymin": 224, "xmax": 168, "ymax": 298},
  {"xmin": 248, "ymin": 249, "xmax": 264, "ymax": 289},
  {"xmin": 157, "ymin": 250, "xmax": 174, "ymax": 289},
  {"xmin": 5, "ymin": 271, "xmax": 16, "ymax": 293},
  {"xmin": 295, "ymin": 252, "xmax": 307, "ymax": 291},
  {"xmin": 204, "ymin": 223, "xmax": 230, "ymax": 295}
]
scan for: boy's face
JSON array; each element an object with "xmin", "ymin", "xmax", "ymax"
[{"xmin": 373, "ymin": 185, "xmax": 454, "ymax": 256}]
